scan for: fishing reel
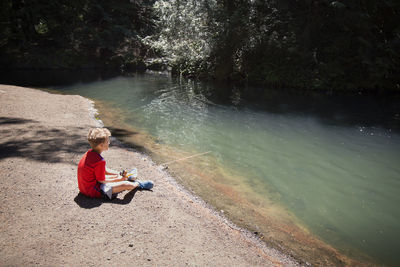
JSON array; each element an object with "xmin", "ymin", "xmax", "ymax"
[
  {"xmin": 120, "ymin": 168, "xmax": 138, "ymax": 181},
  {"xmin": 119, "ymin": 170, "xmax": 128, "ymax": 177}
]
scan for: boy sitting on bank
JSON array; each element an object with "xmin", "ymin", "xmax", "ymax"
[{"xmin": 77, "ymin": 128, "xmax": 153, "ymax": 200}]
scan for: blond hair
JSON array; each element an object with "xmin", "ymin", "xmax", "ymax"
[{"xmin": 87, "ymin": 128, "xmax": 111, "ymax": 148}]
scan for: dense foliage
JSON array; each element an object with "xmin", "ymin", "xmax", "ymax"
[
  {"xmin": 0, "ymin": 0, "xmax": 155, "ymax": 69},
  {"xmin": 1, "ymin": 0, "xmax": 399, "ymax": 91},
  {"xmin": 150, "ymin": 0, "xmax": 400, "ymax": 91}
]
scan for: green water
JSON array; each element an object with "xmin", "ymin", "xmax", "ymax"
[{"xmin": 54, "ymin": 74, "xmax": 400, "ymax": 265}]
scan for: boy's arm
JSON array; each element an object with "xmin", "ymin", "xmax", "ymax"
[
  {"xmin": 99, "ymin": 175, "xmax": 128, "ymax": 183},
  {"xmin": 105, "ymin": 167, "xmax": 119, "ymax": 175},
  {"xmin": 95, "ymin": 162, "xmax": 125, "ymax": 184}
]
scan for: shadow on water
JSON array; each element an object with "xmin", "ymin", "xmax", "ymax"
[
  {"xmin": 106, "ymin": 126, "xmax": 147, "ymax": 153},
  {"xmin": 0, "ymin": 69, "xmax": 121, "ymax": 87},
  {"xmin": 0, "ymin": 116, "xmax": 88, "ymax": 164},
  {"xmin": 185, "ymin": 79, "xmax": 400, "ymax": 133},
  {"xmin": 107, "ymin": 126, "xmax": 140, "ymax": 138},
  {"xmin": 250, "ymin": 90, "xmax": 400, "ymax": 132}
]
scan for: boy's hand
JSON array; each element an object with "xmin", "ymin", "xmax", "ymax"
[
  {"xmin": 117, "ymin": 173, "xmax": 128, "ymax": 181},
  {"xmin": 119, "ymin": 170, "xmax": 128, "ymax": 178}
]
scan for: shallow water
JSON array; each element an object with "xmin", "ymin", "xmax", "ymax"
[{"xmin": 51, "ymin": 74, "xmax": 400, "ymax": 265}]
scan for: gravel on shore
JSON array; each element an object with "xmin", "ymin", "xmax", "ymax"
[{"xmin": 0, "ymin": 85, "xmax": 298, "ymax": 266}]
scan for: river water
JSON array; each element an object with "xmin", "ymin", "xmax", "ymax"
[{"xmin": 15, "ymin": 72, "xmax": 399, "ymax": 265}]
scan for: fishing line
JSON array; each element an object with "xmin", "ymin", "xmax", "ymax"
[
  {"xmin": 125, "ymin": 151, "xmax": 212, "ymax": 177},
  {"xmin": 159, "ymin": 151, "xmax": 211, "ymax": 167}
]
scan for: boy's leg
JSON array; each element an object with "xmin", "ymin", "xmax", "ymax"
[
  {"xmin": 100, "ymin": 181, "xmax": 139, "ymax": 199},
  {"xmin": 111, "ymin": 182, "xmax": 140, "ymax": 194}
]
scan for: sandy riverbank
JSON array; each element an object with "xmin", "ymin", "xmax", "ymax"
[{"xmin": 0, "ymin": 84, "xmax": 298, "ymax": 266}]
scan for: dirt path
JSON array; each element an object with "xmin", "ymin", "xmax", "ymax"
[{"xmin": 0, "ymin": 85, "xmax": 297, "ymax": 266}]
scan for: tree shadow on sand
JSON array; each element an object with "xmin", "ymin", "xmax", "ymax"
[
  {"xmin": 0, "ymin": 116, "xmax": 91, "ymax": 164},
  {"xmin": 0, "ymin": 116, "xmax": 147, "ymax": 164},
  {"xmin": 0, "ymin": 116, "xmax": 38, "ymax": 125},
  {"xmin": 74, "ymin": 189, "xmax": 139, "ymax": 209}
]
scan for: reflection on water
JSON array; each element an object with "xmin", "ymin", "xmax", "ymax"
[{"xmin": 27, "ymin": 73, "xmax": 400, "ymax": 266}]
